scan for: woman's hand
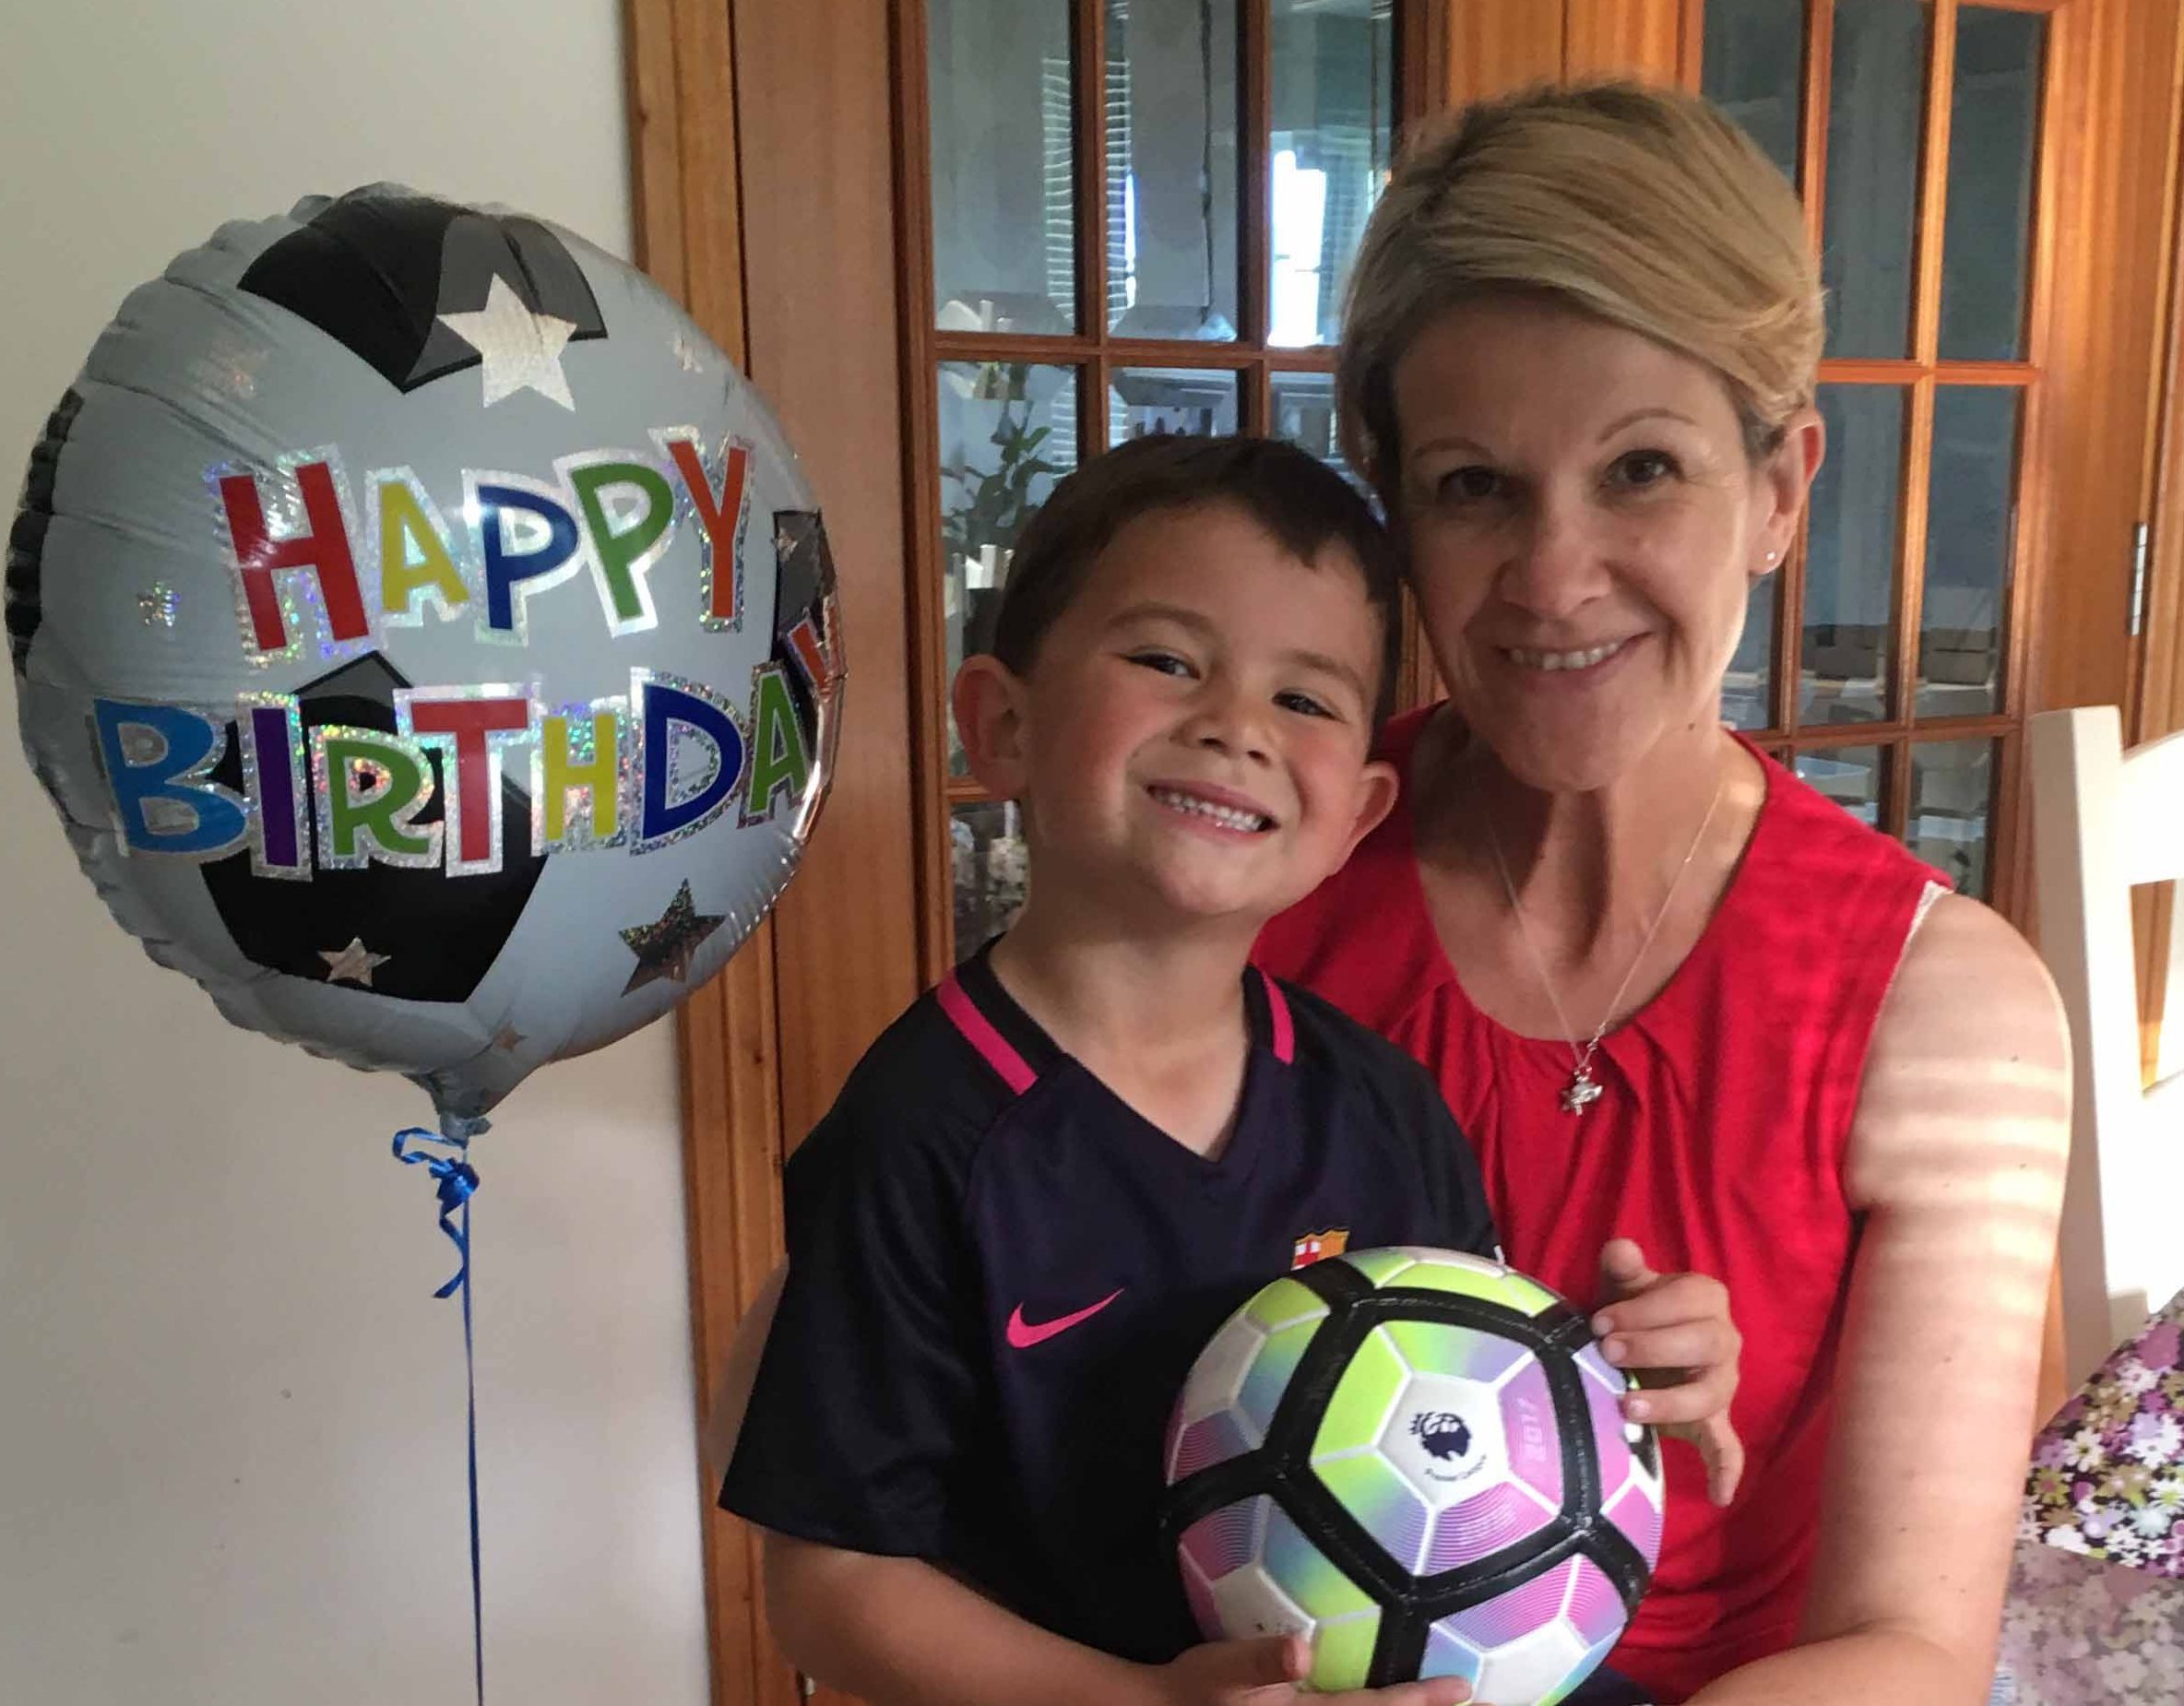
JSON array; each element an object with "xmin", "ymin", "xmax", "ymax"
[
  {"xmin": 1592, "ymin": 1238, "xmax": 1745, "ymax": 1507},
  {"xmin": 1155, "ymin": 1636, "xmax": 1479, "ymax": 1706}
]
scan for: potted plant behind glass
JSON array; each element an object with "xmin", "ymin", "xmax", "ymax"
[{"xmin": 941, "ymin": 359, "xmax": 1068, "ymax": 663}]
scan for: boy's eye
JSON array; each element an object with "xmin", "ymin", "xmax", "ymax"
[
  {"xmin": 1276, "ymin": 690, "xmax": 1338, "ymax": 720},
  {"xmin": 1608, "ymin": 448, "xmax": 1680, "ymax": 490},
  {"xmin": 1437, "ymin": 465, "xmax": 1504, "ymax": 503},
  {"xmin": 1124, "ymin": 649, "xmax": 1194, "ymax": 678}
]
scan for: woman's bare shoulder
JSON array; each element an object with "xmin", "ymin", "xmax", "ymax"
[{"xmin": 1846, "ymin": 894, "xmax": 2070, "ymax": 1207}]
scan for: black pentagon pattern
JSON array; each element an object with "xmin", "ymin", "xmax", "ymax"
[
  {"xmin": 198, "ymin": 652, "xmax": 546, "ymax": 1001},
  {"xmin": 6, "ymin": 386, "xmax": 84, "ymax": 677},
  {"xmin": 237, "ymin": 186, "xmax": 606, "ymax": 394}
]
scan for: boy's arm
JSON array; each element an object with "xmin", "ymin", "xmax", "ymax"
[
  {"xmin": 699, "ymin": 1261, "xmax": 785, "ymax": 1490},
  {"xmin": 764, "ymin": 1532, "xmax": 1477, "ymax": 1706},
  {"xmin": 718, "ymin": 1085, "xmax": 984, "ymax": 1572}
]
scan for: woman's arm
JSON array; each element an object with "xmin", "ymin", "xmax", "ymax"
[{"xmin": 1689, "ymin": 894, "xmax": 2070, "ymax": 1705}]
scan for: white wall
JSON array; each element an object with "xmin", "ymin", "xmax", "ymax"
[{"xmin": 0, "ymin": 6, "xmax": 710, "ymax": 1703}]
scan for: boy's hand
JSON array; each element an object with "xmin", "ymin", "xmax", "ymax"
[
  {"xmin": 1592, "ymin": 1238, "xmax": 1744, "ymax": 1507},
  {"xmin": 1155, "ymin": 1634, "xmax": 1479, "ymax": 1705}
]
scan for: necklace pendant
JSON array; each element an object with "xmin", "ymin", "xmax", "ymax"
[{"xmin": 1561, "ymin": 1066, "xmax": 1604, "ymax": 1116}]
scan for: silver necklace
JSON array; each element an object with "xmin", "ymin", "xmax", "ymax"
[{"xmin": 1478, "ymin": 764, "xmax": 1726, "ymax": 1116}]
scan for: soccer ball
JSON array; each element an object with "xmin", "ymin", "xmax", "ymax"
[{"xmin": 1163, "ymin": 1249, "xmax": 1663, "ymax": 1703}]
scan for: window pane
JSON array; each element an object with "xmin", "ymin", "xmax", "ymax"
[
  {"xmin": 1801, "ymin": 386, "xmax": 1906, "ymax": 726},
  {"xmin": 1794, "ymin": 744, "xmax": 1885, "ymax": 829},
  {"xmin": 1269, "ymin": 0, "xmax": 1394, "ymax": 349},
  {"xmin": 1940, "ymin": 6, "xmax": 2045, "ymax": 362},
  {"xmin": 1908, "ymin": 738, "xmax": 1997, "ymax": 899},
  {"xmin": 929, "ymin": 0, "xmax": 1077, "ymax": 334},
  {"xmin": 1823, "ymin": 0, "xmax": 1929, "ymax": 358},
  {"xmin": 1106, "ymin": 0, "xmax": 1239, "ymax": 339},
  {"xmin": 940, "ymin": 362, "xmax": 1080, "ymax": 772},
  {"xmin": 953, "ymin": 798, "xmax": 1029, "ymax": 954},
  {"xmin": 1271, "ymin": 369, "xmax": 1371, "ymax": 491},
  {"xmin": 1919, "ymin": 386, "xmax": 2021, "ymax": 718},
  {"xmin": 1702, "ymin": 0, "xmax": 1803, "ymax": 186},
  {"xmin": 1108, "ymin": 366, "xmax": 1240, "ymax": 445},
  {"xmin": 1724, "ymin": 574, "xmax": 1775, "ymax": 732}
]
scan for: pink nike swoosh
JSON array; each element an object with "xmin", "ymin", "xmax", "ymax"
[{"xmin": 1005, "ymin": 1288, "xmax": 1124, "ymax": 1349}]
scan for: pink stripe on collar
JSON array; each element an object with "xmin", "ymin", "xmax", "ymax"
[
  {"xmin": 1257, "ymin": 967, "xmax": 1295, "ymax": 1064},
  {"xmin": 937, "ymin": 971, "xmax": 1039, "ymax": 1095}
]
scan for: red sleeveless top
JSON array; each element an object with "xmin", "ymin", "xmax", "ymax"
[{"xmin": 1256, "ymin": 708, "xmax": 1945, "ymax": 1702}]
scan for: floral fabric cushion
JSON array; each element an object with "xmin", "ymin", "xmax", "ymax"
[
  {"xmin": 1997, "ymin": 1540, "xmax": 2184, "ymax": 1702},
  {"xmin": 1996, "ymin": 1286, "xmax": 2184, "ymax": 1703},
  {"xmin": 2024, "ymin": 1288, "xmax": 2184, "ymax": 1573}
]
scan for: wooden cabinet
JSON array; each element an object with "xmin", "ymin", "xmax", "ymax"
[{"xmin": 625, "ymin": 3, "xmax": 2184, "ymax": 1700}]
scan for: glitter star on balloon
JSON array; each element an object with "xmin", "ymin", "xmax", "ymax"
[
  {"xmin": 320, "ymin": 937, "xmax": 392, "ymax": 986},
  {"xmin": 437, "ymin": 273, "xmax": 577, "ymax": 409},
  {"xmin": 620, "ymin": 882, "xmax": 725, "ymax": 994}
]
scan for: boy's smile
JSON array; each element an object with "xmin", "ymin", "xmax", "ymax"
[{"xmin": 957, "ymin": 500, "xmax": 1396, "ymax": 933}]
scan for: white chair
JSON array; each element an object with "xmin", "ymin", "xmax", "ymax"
[{"xmin": 2028, "ymin": 705, "xmax": 2184, "ymax": 1386}]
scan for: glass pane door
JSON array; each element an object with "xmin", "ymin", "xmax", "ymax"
[
  {"xmin": 914, "ymin": 0, "xmax": 1401, "ymax": 963},
  {"xmin": 1704, "ymin": 0, "xmax": 2053, "ymax": 909}
]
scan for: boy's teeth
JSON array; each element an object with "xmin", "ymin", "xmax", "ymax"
[
  {"xmin": 1507, "ymin": 638, "xmax": 1628, "ymax": 672},
  {"xmin": 1150, "ymin": 787, "xmax": 1271, "ymax": 833}
]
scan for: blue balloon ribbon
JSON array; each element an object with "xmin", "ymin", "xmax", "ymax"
[{"xmin": 393, "ymin": 1127, "xmax": 484, "ymax": 1704}]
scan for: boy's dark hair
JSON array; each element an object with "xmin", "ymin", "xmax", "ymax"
[{"xmin": 989, "ymin": 433, "xmax": 1404, "ymax": 722}]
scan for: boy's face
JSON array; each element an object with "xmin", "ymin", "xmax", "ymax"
[{"xmin": 957, "ymin": 501, "xmax": 1398, "ymax": 931}]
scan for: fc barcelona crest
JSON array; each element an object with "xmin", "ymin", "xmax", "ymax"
[{"xmin": 1291, "ymin": 1227, "xmax": 1349, "ymax": 1269}]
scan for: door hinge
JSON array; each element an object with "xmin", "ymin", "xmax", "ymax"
[{"xmin": 2131, "ymin": 521, "xmax": 2152, "ymax": 638}]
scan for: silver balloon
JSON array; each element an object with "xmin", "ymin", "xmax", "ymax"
[{"xmin": 8, "ymin": 184, "xmax": 841, "ymax": 1133}]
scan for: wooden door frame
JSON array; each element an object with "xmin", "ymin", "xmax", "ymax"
[
  {"xmin": 2124, "ymin": 9, "xmax": 2184, "ymax": 1082},
  {"xmin": 629, "ymin": 2, "xmax": 924, "ymax": 1703}
]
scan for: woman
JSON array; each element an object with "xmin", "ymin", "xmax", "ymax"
[{"xmin": 1258, "ymin": 83, "xmax": 2070, "ymax": 1703}]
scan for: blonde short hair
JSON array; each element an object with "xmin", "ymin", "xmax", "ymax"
[{"xmin": 1336, "ymin": 81, "xmax": 1822, "ymax": 492}]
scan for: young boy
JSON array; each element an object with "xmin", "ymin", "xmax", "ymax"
[{"xmin": 720, "ymin": 437, "xmax": 1703, "ymax": 1706}]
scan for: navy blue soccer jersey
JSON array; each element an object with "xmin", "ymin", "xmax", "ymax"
[{"xmin": 719, "ymin": 946, "xmax": 1499, "ymax": 1665}]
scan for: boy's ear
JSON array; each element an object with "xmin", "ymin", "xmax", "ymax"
[
  {"xmin": 952, "ymin": 654, "xmax": 1033, "ymax": 800},
  {"xmin": 1337, "ymin": 758, "xmax": 1400, "ymax": 865}
]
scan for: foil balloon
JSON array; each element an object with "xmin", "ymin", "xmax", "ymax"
[{"xmin": 7, "ymin": 185, "xmax": 842, "ymax": 1134}]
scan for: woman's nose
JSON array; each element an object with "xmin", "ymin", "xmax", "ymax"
[{"xmin": 1501, "ymin": 503, "xmax": 1611, "ymax": 622}]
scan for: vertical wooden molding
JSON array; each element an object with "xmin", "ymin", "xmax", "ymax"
[
  {"xmin": 1678, "ymin": 0, "xmax": 1706, "ymax": 89},
  {"xmin": 2127, "ymin": 0, "xmax": 2184, "ymax": 1080},
  {"xmin": 1442, "ymin": 0, "xmax": 1562, "ymax": 105},
  {"xmin": 894, "ymin": 0, "xmax": 952, "ymax": 988},
  {"xmin": 1564, "ymin": 0, "xmax": 1686, "ymax": 84},
  {"xmin": 731, "ymin": 0, "xmax": 923, "ymax": 1147},
  {"xmin": 625, "ymin": 6, "xmax": 802, "ymax": 1703},
  {"xmin": 2037, "ymin": 0, "xmax": 2184, "ymax": 721}
]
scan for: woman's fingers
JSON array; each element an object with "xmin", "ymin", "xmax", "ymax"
[
  {"xmin": 1687, "ymin": 1413, "xmax": 1748, "ymax": 1506},
  {"xmin": 1598, "ymin": 1319, "xmax": 1738, "ymax": 1374},
  {"xmin": 1620, "ymin": 1358, "xmax": 1738, "ymax": 1426},
  {"xmin": 1596, "ymin": 1236, "xmax": 1655, "ymax": 1296},
  {"xmin": 1590, "ymin": 1271, "xmax": 1731, "ymax": 1336}
]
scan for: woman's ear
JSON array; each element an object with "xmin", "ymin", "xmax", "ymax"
[
  {"xmin": 952, "ymin": 654, "xmax": 1033, "ymax": 801},
  {"xmin": 1755, "ymin": 405, "xmax": 1825, "ymax": 579}
]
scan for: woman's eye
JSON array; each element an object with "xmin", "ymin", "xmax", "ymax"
[
  {"xmin": 1608, "ymin": 448, "xmax": 1679, "ymax": 490},
  {"xmin": 1124, "ymin": 649, "xmax": 1193, "ymax": 678},
  {"xmin": 1437, "ymin": 465, "xmax": 1503, "ymax": 503},
  {"xmin": 1276, "ymin": 690, "xmax": 1337, "ymax": 720}
]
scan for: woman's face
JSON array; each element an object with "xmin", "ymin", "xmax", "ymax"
[{"xmin": 1391, "ymin": 295, "xmax": 1820, "ymax": 794}]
